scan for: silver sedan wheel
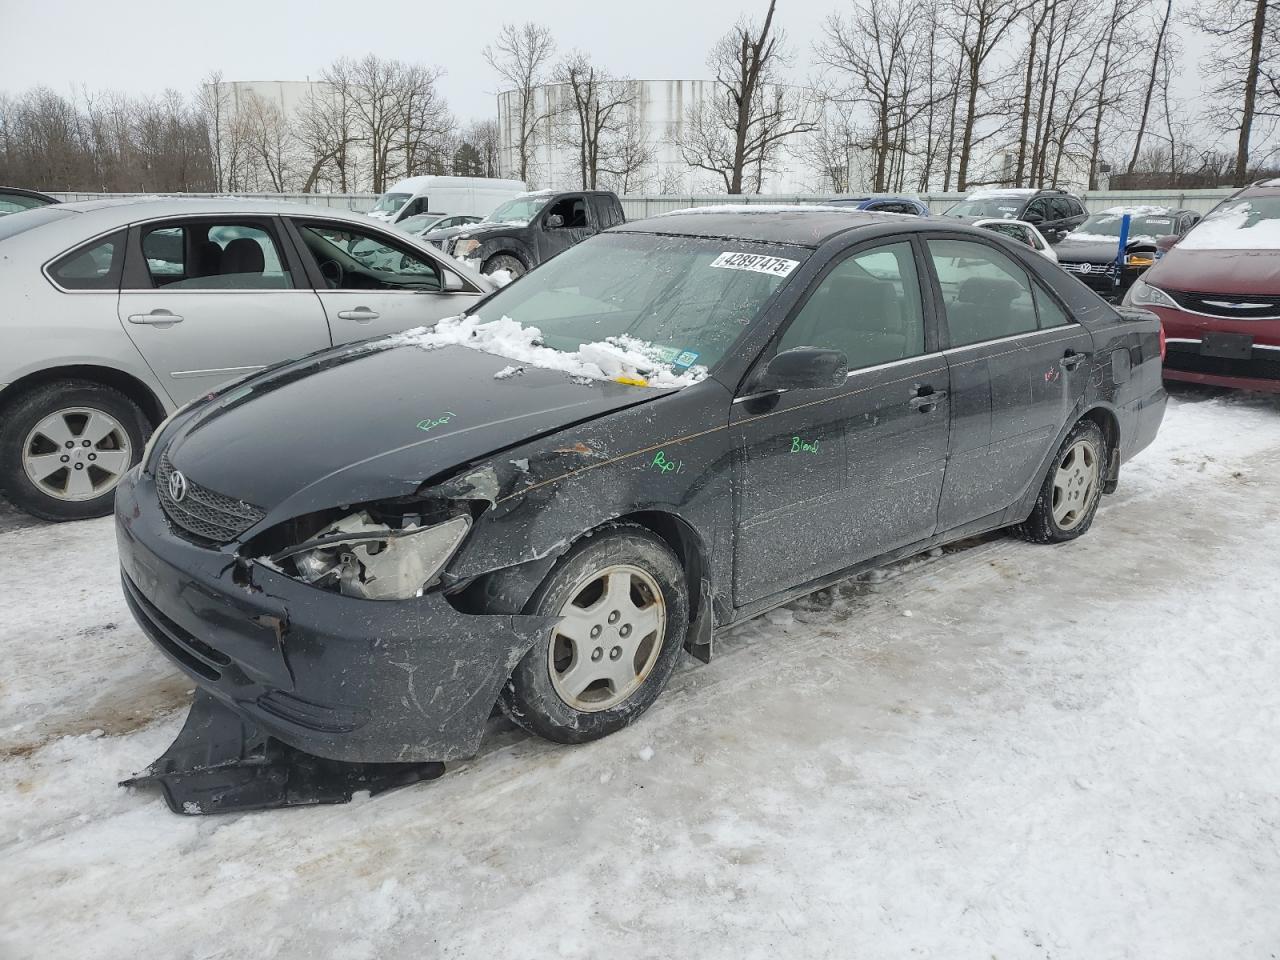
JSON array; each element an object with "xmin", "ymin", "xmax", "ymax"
[
  {"xmin": 22, "ymin": 407, "xmax": 133, "ymax": 502},
  {"xmin": 1052, "ymin": 438, "xmax": 1099, "ymax": 531},
  {"xmin": 548, "ymin": 564, "xmax": 667, "ymax": 713}
]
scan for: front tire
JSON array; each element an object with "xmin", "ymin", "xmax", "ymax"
[
  {"xmin": 1016, "ymin": 419, "xmax": 1106, "ymax": 543},
  {"xmin": 0, "ymin": 381, "xmax": 149, "ymax": 521},
  {"xmin": 482, "ymin": 253, "xmax": 526, "ymax": 279},
  {"xmin": 500, "ymin": 524, "xmax": 689, "ymax": 744}
]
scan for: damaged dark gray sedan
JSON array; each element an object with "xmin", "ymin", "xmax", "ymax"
[{"xmin": 116, "ymin": 207, "xmax": 1167, "ymax": 813}]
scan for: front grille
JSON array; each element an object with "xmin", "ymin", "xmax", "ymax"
[
  {"xmin": 1165, "ymin": 341, "xmax": 1280, "ymax": 381},
  {"xmin": 1166, "ymin": 290, "xmax": 1280, "ymax": 320},
  {"xmin": 1061, "ymin": 260, "xmax": 1118, "ymax": 280},
  {"xmin": 156, "ymin": 452, "xmax": 265, "ymax": 544}
]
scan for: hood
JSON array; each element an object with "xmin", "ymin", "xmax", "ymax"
[
  {"xmin": 1055, "ymin": 237, "xmax": 1127, "ymax": 263},
  {"xmin": 1145, "ymin": 247, "xmax": 1280, "ymax": 295},
  {"xmin": 165, "ymin": 341, "xmax": 673, "ymax": 528},
  {"xmin": 452, "ymin": 221, "xmax": 525, "ymax": 240},
  {"xmin": 422, "ymin": 223, "xmax": 475, "ymax": 241}
]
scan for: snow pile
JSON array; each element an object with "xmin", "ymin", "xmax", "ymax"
[
  {"xmin": 487, "ymin": 268, "xmax": 515, "ymax": 287},
  {"xmin": 1178, "ymin": 199, "xmax": 1280, "ymax": 250},
  {"xmin": 386, "ymin": 315, "xmax": 708, "ymax": 387}
]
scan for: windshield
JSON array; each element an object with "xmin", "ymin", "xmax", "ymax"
[
  {"xmin": 484, "ymin": 196, "xmax": 550, "ymax": 225},
  {"xmin": 1071, "ymin": 212, "xmax": 1177, "ymax": 241},
  {"xmin": 1178, "ymin": 197, "xmax": 1280, "ymax": 251},
  {"xmin": 469, "ymin": 232, "xmax": 805, "ymax": 374},
  {"xmin": 944, "ymin": 198, "xmax": 1025, "ymax": 219},
  {"xmin": 371, "ymin": 192, "xmax": 411, "ymax": 214}
]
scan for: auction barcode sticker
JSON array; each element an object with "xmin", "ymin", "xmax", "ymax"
[{"xmin": 709, "ymin": 251, "xmax": 800, "ymax": 277}]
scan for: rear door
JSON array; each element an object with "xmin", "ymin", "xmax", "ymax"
[
  {"xmin": 732, "ymin": 238, "xmax": 950, "ymax": 604},
  {"xmin": 286, "ymin": 218, "xmax": 484, "ymax": 342},
  {"xmin": 924, "ymin": 235, "xmax": 1094, "ymax": 529},
  {"xmin": 116, "ymin": 216, "xmax": 331, "ymax": 405}
]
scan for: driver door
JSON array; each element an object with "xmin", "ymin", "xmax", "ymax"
[
  {"xmin": 537, "ymin": 195, "xmax": 594, "ymax": 263},
  {"xmin": 285, "ymin": 218, "xmax": 483, "ymax": 341},
  {"xmin": 731, "ymin": 239, "xmax": 950, "ymax": 605}
]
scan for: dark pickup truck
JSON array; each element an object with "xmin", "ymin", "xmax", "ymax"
[{"xmin": 429, "ymin": 189, "xmax": 626, "ymax": 278}]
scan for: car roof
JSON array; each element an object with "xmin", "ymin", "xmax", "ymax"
[
  {"xmin": 1235, "ymin": 180, "xmax": 1280, "ymax": 197},
  {"xmin": 617, "ymin": 205, "xmax": 914, "ymax": 247}
]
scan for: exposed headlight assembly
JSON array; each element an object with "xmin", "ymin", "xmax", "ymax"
[
  {"xmin": 270, "ymin": 512, "xmax": 471, "ymax": 601},
  {"xmin": 1124, "ymin": 278, "xmax": 1178, "ymax": 309}
]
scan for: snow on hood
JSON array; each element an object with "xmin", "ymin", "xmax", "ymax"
[
  {"xmin": 384, "ymin": 315, "xmax": 708, "ymax": 387},
  {"xmin": 965, "ymin": 188, "xmax": 1038, "ymax": 199},
  {"xmin": 658, "ymin": 203, "xmax": 871, "ymax": 216},
  {"xmin": 1098, "ymin": 205, "xmax": 1173, "ymax": 216},
  {"xmin": 1065, "ymin": 232, "xmax": 1161, "ymax": 245},
  {"xmin": 1178, "ymin": 199, "xmax": 1280, "ymax": 251}
]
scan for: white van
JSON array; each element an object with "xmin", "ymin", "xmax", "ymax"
[{"xmin": 367, "ymin": 176, "xmax": 527, "ymax": 223}]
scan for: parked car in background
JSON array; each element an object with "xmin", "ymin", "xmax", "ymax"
[
  {"xmin": 1055, "ymin": 206, "xmax": 1200, "ymax": 299},
  {"xmin": 0, "ymin": 198, "xmax": 491, "ymax": 521},
  {"xmin": 973, "ymin": 218, "xmax": 1058, "ymax": 263},
  {"xmin": 440, "ymin": 189, "xmax": 626, "ymax": 278},
  {"xmin": 824, "ymin": 196, "xmax": 931, "ymax": 216},
  {"xmin": 943, "ymin": 188, "xmax": 1088, "ymax": 243},
  {"xmin": 0, "ymin": 186, "xmax": 58, "ymax": 217},
  {"xmin": 367, "ymin": 176, "xmax": 526, "ymax": 224},
  {"xmin": 396, "ymin": 213, "xmax": 481, "ymax": 238},
  {"xmin": 1124, "ymin": 180, "xmax": 1280, "ymax": 393},
  {"xmin": 118, "ymin": 206, "xmax": 1165, "ymax": 812}
]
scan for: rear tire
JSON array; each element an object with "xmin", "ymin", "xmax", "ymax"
[
  {"xmin": 1015, "ymin": 419, "xmax": 1106, "ymax": 544},
  {"xmin": 0, "ymin": 381, "xmax": 149, "ymax": 521},
  {"xmin": 499, "ymin": 524, "xmax": 688, "ymax": 744}
]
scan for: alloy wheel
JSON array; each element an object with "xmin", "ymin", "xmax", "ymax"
[
  {"xmin": 1051, "ymin": 439, "xmax": 1099, "ymax": 531},
  {"xmin": 22, "ymin": 407, "xmax": 133, "ymax": 502},
  {"xmin": 547, "ymin": 564, "xmax": 667, "ymax": 712}
]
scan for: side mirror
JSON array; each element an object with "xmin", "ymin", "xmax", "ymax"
[
  {"xmin": 442, "ymin": 271, "xmax": 465, "ymax": 292},
  {"xmin": 546, "ymin": 213, "xmax": 565, "ymax": 228},
  {"xmin": 1024, "ymin": 211, "xmax": 1044, "ymax": 225},
  {"xmin": 1155, "ymin": 234, "xmax": 1179, "ymax": 253},
  {"xmin": 758, "ymin": 347, "xmax": 848, "ymax": 392}
]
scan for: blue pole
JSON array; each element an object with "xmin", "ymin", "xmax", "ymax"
[{"xmin": 1114, "ymin": 213, "xmax": 1131, "ymax": 291}]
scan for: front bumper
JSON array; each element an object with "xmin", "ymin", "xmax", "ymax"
[
  {"xmin": 115, "ymin": 467, "xmax": 555, "ymax": 764},
  {"xmin": 1147, "ymin": 305, "xmax": 1280, "ymax": 394}
]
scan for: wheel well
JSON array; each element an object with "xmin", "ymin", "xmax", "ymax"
[
  {"xmin": 1080, "ymin": 406, "xmax": 1119, "ymax": 455},
  {"xmin": 0, "ymin": 366, "xmax": 167, "ymax": 427},
  {"xmin": 618, "ymin": 510, "xmax": 707, "ymax": 622}
]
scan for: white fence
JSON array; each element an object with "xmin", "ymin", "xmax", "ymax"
[{"xmin": 48, "ymin": 188, "xmax": 1236, "ymax": 218}]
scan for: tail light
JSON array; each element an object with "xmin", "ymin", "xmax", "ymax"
[{"xmin": 1159, "ymin": 322, "xmax": 1167, "ymax": 361}]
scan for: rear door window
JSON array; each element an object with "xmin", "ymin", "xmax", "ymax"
[
  {"xmin": 48, "ymin": 231, "xmax": 126, "ymax": 290},
  {"xmin": 926, "ymin": 238, "xmax": 1039, "ymax": 347},
  {"xmin": 135, "ymin": 221, "xmax": 294, "ymax": 290}
]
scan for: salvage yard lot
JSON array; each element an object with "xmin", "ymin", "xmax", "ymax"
[{"xmin": 2, "ymin": 386, "xmax": 1279, "ymax": 960}]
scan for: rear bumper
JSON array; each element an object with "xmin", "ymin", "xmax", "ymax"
[{"xmin": 115, "ymin": 467, "xmax": 554, "ymax": 763}]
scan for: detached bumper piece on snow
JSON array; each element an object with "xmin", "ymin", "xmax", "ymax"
[{"xmin": 122, "ymin": 691, "xmax": 444, "ymax": 815}]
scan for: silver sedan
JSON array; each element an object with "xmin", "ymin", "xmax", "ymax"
[{"xmin": 0, "ymin": 198, "xmax": 492, "ymax": 521}]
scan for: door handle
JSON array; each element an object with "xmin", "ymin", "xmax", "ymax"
[
  {"xmin": 1060, "ymin": 350, "xmax": 1088, "ymax": 370},
  {"xmin": 127, "ymin": 309, "xmax": 184, "ymax": 325},
  {"xmin": 336, "ymin": 308, "xmax": 380, "ymax": 322},
  {"xmin": 908, "ymin": 387, "xmax": 947, "ymax": 411}
]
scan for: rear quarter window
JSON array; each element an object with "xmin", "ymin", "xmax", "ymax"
[{"xmin": 47, "ymin": 231, "xmax": 126, "ymax": 290}]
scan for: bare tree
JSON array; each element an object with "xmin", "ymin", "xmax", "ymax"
[
  {"xmin": 463, "ymin": 119, "xmax": 502, "ymax": 177},
  {"xmin": 239, "ymin": 92, "xmax": 294, "ymax": 191},
  {"xmin": 1189, "ymin": 0, "xmax": 1278, "ymax": 183},
  {"xmin": 675, "ymin": 0, "xmax": 818, "ymax": 193},
  {"xmin": 553, "ymin": 53, "xmax": 641, "ymax": 188},
  {"xmin": 1127, "ymin": 0, "xmax": 1174, "ymax": 175},
  {"xmin": 818, "ymin": 0, "xmax": 934, "ymax": 192},
  {"xmin": 485, "ymin": 22, "xmax": 556, "ymax": 184},
  {"xmin": 296, "ymin": 64, "xmax": 360, "ymax": 191}
]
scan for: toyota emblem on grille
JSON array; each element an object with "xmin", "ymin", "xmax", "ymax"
[{"xmin": 168, "ymin": 470, "xmax": 189, "ymax": 503}]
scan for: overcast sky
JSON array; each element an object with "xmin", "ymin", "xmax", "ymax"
[{"xmin": 0, "ymin": 0, "xmax": 835, "ymax": 122}]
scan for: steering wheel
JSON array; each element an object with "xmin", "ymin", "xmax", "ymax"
[{"xmin": 318, "ymin": 259, "xmax": 344, "ymax": 289}]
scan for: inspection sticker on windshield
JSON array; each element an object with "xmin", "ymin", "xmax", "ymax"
[{"xmin": 709, "ymin": 252, "xmax": 799, "ymax": 277}]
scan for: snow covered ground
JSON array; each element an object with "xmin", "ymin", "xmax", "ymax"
[{"xmin": 2, "ymin": 386, "xmax": 1279, "ymax": 960}]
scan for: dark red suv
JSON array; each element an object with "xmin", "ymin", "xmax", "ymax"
[{"xmin": 1123, "ymin": 179, "xmax": 1280, "ymax": 393}]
